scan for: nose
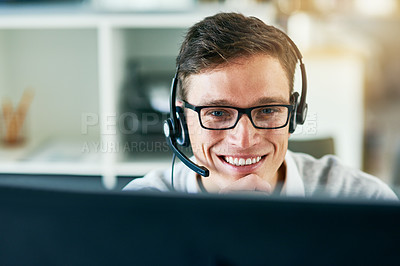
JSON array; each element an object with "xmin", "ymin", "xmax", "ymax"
[{"xmin": 227, "ymin": 114, "xmax": 259, "ymax": 148}]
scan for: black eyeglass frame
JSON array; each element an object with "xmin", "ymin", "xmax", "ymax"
[{"xmin": 183, "ymin": 101, "xmax": 294, "ymax": 130}]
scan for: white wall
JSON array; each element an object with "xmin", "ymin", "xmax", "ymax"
[
  {"xmin": 4, "ymin": 29, "xmax": 100, "ymax": 144},
  {"xmin": 0, "ymin": 31, "xmax": 7, "ymax": 99}
]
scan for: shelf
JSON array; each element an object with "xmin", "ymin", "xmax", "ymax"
[
  {"xmin": 0, "ymin": 5, "xmax": 276, "ymax": 29},
  {"xmin": 0, "ymin": 160, "xmax": 170, "ymax": 177},
  {"xmin": 0, "ymin": 8, "xmax": 275, "ymax": 184},
  {"xmin": 0, "ymin": 138, "xmax": 171, "ymax": 176}
]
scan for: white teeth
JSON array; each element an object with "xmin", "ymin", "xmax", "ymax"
[{"xmin": 224, "ymin": 156, "xmax": 263, "ymax": 166}]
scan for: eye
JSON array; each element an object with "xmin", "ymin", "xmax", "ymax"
[
  {"xmin": 260, "ymin": 107, "xmax": 278, "ymax": 114},
  {"xmin": 253, "ymin": 106, "xmax": 286, "ymax": 119},
  {"xmin": 261, "ymin": 108, "xmax": 274, "ymax": 114},
  {"xmin": 210, "ymin": 110, "xmax": 225, "ymax": 117},
  {"xmin": 205, "ymin": 109, "xmax": 230, "ymax": 118},
  {"xmin": 202, "ymin": 108, "xmax": 235, "ymax": 119}
]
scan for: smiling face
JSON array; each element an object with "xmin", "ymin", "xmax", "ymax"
[{"xmin": 184, "ymin": 54, "xmax": 291, "ymax": 191}]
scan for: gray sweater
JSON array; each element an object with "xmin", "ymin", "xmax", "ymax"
[{"xmin": 124, "ymin": 151, "xmax": 397, "ymax": 200}]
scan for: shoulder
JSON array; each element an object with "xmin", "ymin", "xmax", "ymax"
[
  {"xmin": 123, "ymin": 160, "xmax": 197, "ymax": 192},
  {"xmin": 288, "ymin": 151, "xmax": 397, "ymax": 200},
  {"xmin": 123, "ymin": 168, "xmax": 172, "ymax": 192}
]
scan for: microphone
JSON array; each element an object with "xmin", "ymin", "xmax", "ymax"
[{"xmin": 164, "ymin": 119, "xmax": 209, "ymax": 177}]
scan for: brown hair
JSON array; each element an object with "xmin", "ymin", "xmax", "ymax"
[{"xmin": 177, "ymin": 12, "xmax": 298, "ymax": 101}]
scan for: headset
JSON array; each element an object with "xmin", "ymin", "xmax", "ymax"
[
  {"xmin": 163, "ymin": 68, "xmax": 210, "ymax": 178},
  {"xmin": 163, "ymin": 30, "xmax": 308, "ymax": 179}
]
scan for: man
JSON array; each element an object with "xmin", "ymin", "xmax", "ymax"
[{"xmin": 124, "ymin": 12, "xmax": 396, "ymax": 199}]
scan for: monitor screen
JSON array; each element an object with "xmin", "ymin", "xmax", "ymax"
[{"xmin": 0, "ymin": 184, "xmax": 399, "ymax": 265}]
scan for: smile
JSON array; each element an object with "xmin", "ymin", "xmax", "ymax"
[{"xmin": 223, "ymin": 156, "xmax": 262, "ymax": 166}]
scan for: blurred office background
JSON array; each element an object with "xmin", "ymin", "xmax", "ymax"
[{"xmin": 0, "ymin": 0, "xmax": 399, "ymax": 190}]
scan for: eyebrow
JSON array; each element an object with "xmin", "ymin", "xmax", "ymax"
[{"xmin": 199, "ymin": 96, "xmax": 290, "ymax": 106}]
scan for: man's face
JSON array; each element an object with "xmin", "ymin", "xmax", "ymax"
[{"xmin": 185, "ymin": 54, "xmax": 291, "ymax": 190}]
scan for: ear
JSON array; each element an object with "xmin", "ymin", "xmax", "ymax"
[{"xmin": 176, "ymin": 100, "xmax": 183, "ymax": 107}]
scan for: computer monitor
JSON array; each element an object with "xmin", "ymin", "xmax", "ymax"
[{"xmin": 0, "ymin": 184, "xmax": 399, "ymax": 265}]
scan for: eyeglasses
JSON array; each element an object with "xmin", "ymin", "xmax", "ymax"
[{"xmin": 183, "ymin": 101, "xmax": 293, "ymax": 130}]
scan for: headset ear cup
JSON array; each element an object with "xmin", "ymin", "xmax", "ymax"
[
  {"xmin": 289, "ymin": 92, "xmax": 299, "ymax": 133},
  {"xmin": 175, "ymin": 106, "xmax": 190, "ymax": 147},
  {"xmin": 289, "ymin": 111, "xmax": 296, "ymax": 134},
  {"xmin": 297, "ymin": 102, "xmax": 308, "ymax": 126}
]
